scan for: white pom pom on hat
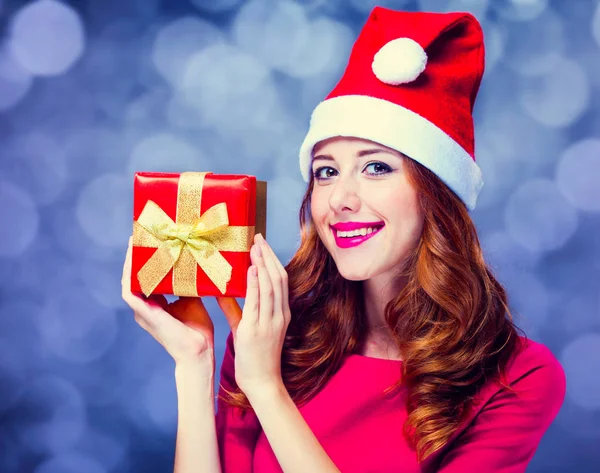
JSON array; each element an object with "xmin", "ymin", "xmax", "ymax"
[{"xmin": 372, "ymin": 37, "xmax": 428, "ymax": 85}]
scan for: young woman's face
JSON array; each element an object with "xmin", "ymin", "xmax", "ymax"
[{"xmin": 310, "ymin": 137, "xmax": 424, "ymax": 282}]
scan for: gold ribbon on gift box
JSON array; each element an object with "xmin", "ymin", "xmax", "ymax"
[{"xmin": 132, "ymin": 172, "xmax": 255, "ymax": 297}]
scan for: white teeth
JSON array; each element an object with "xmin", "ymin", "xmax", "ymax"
[{"xmin": 336, "ymin": 226, "xmax": 381, "ymax": 238}]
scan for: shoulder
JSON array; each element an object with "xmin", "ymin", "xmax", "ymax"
[
  {"xmin": 474, "ymin": 335, "xmax": 566, "ymax": 419},
  {"xmin": 427, "ymin": 337, "xmax": 567, "ymax": 471},
  {"xmin": 503, "ymin": 336, "xmax": 566, "ymax": 393}
]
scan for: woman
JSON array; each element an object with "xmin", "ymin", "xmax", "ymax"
[{"xmin": 121, "ymin": 7, "xmax": 566, "ymax": 473}]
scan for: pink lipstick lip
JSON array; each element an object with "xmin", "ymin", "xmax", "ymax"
[
  {"xmin": 331, "ymin": 224, "xmax": 384, "ymax": 249},
  {"xmin": 330, "ymin": 221, "xmax": 384, "ymax": 231}
]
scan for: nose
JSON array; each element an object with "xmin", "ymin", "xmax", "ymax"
[{"xmin": 328, "ymin": 174, "xmax": 361, "ymax": 214}]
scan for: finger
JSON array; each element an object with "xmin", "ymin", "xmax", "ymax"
[
  {"xmin": 252, "ymin": 237, "xmax": 274, "ymax": 324},
  {"xmin": 126, "ymin": 292, "xmax": 167, "ymax": 330},
  {"xmin": 216, "ymin": 297, "xmax": 242, "ymax": 334},
  {"xmin": 121, "ymin": 236, "xmax": 133, "ymax": 293},
  {"xmin": 122, "ymin": 239, "xmax": 177, "ymax": 330},
  {"xmin": 134, "ymin": 310, "xmax": 152, "ymax": 332},
  {"xmin": 258, "ymin": 237, "xmax": 289, "ymax": 315},
  {"xmin": 146, "ymin": 294, "xmax": 168, "ymax": 311},
  {"xmin": 121, "ymin": 236, "xmax": 150, "ymax": 315},
  {"xmin": 242, "ymin": 261, "xmax": 260, "ymax": 326},
  {"xmin": 257, "ymin": 236, "xmax": 283, "ymax": 316}
]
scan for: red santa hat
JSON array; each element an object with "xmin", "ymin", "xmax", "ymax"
[{"xmin": 299, "ymin": 7, "xmax": 485, "ymax": 210}]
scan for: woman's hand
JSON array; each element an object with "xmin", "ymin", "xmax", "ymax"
[
  {"xmin": 121, "ymin": 236, "xmax": 242, "ymax": 376},
  {"xmin": 229, "ymin": 233, "xmax": 291, "ymax": 398}
]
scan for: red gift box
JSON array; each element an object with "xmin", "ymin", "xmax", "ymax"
[{"xmin": 131, "ymin": 171, "xmax": 267, "ymax": 298}]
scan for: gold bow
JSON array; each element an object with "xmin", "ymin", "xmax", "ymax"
[{"xmin": 133, "ymin": 172, "xmax": 253, "ymax": 297}]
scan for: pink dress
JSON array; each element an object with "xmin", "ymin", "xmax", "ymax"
[{"xmin": 216, "ymin": 332, "xmax": 565, "ymax": 472}]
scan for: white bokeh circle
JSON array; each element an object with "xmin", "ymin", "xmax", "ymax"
[
  {"xmin": 504, "ymin": 178, "xmax": 578, "ymax": 252},
  {"xmin": 556, "ymin": 139, "xmax": 600, "ymax": 212},
  {"xmin": 9, "ymin": 0, "xmax": 85, "ymax": 76},
  {"xmin": 560, "ymin": 333, "xmax": 600, "ymax": 410}
]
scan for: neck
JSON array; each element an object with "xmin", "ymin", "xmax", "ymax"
[{"xmin": 361, "ymin": 273, "xmax": 408, "ymax": 341}]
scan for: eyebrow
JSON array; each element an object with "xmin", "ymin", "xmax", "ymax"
[{"xmin": 311, "ymin": 148, "xmax": 399, "ymax": 164}]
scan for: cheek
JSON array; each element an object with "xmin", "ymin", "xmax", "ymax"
[
  {"xmin": 389, "ymin": 193, "xmax": 423, "ymax": 237},
  {"xmin": 310, "ymin": 192, "xmax": 328, "ymax": 221}
]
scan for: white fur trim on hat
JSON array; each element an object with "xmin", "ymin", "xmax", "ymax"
[
  {"xmin": 372, "ymin": 38, "xmax": 427, "ymax": 85},
  {"xmin": 298, "ymin": 95, "xmax": 484, "ymax": 210}
]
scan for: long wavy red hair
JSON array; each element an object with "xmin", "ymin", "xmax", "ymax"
[{"xmin": 220, "ymin": 156, "xmax": 526, "ymax": 462}]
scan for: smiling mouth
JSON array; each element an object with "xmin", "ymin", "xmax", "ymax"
[{"xmin": 331, "ymin": 224, "xmax": 384, "ymax": 248}]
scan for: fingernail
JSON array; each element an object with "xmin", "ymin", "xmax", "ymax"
[
  {"xmin": 254, "ymin": 243, "xmax": 262, "ymax": 257},
  {"xmin": 250, "ymin": 265, "xmax": 257, "ymax": 277}
]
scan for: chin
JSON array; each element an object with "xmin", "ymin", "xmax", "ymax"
[
  {"xmin": 335, "ymin": 265, "xmax": 372, "ymax": 282},
  {"xmin": 340, "ymin": 274, "xmax": 368, "ymax": 282}
]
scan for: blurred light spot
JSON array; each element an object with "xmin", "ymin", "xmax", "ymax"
[
  {"xmin": 51, "ymin": 203, "xmax": 121, "ymax": 262},
  {"xmin": 37, "ymin": 282, "xmax": 118, "ymax": 363},
  {"xmin": 481, "ymin": 230, "xmax": 542, "ymax": 272},
  {"xmin": 472, "ymin": 116, "xmax": 567, "ymax": 208},
  {"xmin": 63, "ymin": 127, "xmax": 126, "ymax": 183},
  {"xmin": 189, "ymin": 0, "xmax": 243, "ymax": 13},
  {"xmin": 418, "ymin": 0, "xmax": 489, "ymax": 17},
  {"xmin": 0, "ymin": 42, "xmax": 32, "ymax": 111},
  {"xmin": 556, "ymin": 139, "xmax": 600, "ymax": 212},
  {"xmin": 181, "ymin": 42, "xmax": 284, "ymax": 167},
  {"xmin": 35, "ymin": 453, "xmax": 106, "ymax": 473},
  {"xmin": 152, "ymin": 17, "xmax": 224, "ymax": 89},
  {"xmin": 80, "ymin": 256, "xmax": 125, "ymax": 310},
  {"xmin": 143, "ymin": 364, "xmax": 177, "ymax": 433},
  {"xmin": 500, "ymin": 269, "xmax": 549, "ymax": 336},
  {"xmin": 167, "ymin": 93, "xmax": 207, "ymax": 130},
  {"xmin": 76, "ymin": 426, "xmax": 129, "ymax": 472},
  {"xmin": 2, "ymin": 132, "xmax": 68, "ymax": 205},
  {"xmin": 9, "ymin": 0, "xmax": 85, "ymax": 76},
  {"xmin": 0, "ymin": 298, "xmax": 45, "ymax": 414},
  {"xmin": 593, "ymin": 2, "xmax": 600, "ymax": 50},
  {"xmin": 447, "ymin": 0, "xmax": 489, "ymax": 17},
  {"xmin": 183, "ymin": 42, "xmax": 271, "ymax": 110},
  {"xmin": 265, "ymin": 176, "xmax": 304, "ymax": 254},
  {"xmin": 285, "ymin": 16, "xmax": 355, "ymax": 79},
  {"xmin": 504, "ymin": 178, "xmax": 578, "ymax": 252},
  {"xmin": 491, "ymin": 0, "xmax": 548, "ymax": 21},
  {"xmin": 520, "ymin": 57, "xmax": 589, "ymax": 128},
  {"xmin": 502, "ymin": 8, "xmax": 564, "ymax": 76},
  {"xmin": 554, "ymin": 400, "xmax": 600, "ymax": 441},
  {"xmin": 350, "ymin": 0, "xmax": 410, "ymax": 14},
  {"xmin": 12, "ymin": 239, "xmax": 73, "ymax": 293},
  {"xmin": 76, "ymin": 40, "xmax": 136, "ymax": 122},
  {"xmin": 121, "ymin": 335, "xmax": 173, "ymax": 431},
  {"xmin": 233, "ymin": 0, "xmax": 353, "ymax": 78},
  {"xmin": 272, "ymin": 125, "xmax": 307, "ymax": 179},
  {"xmin": 15, "ymin": 376, "xmax": 86, "ymax": 454},
  {"xmin": 482, "ymin": 23, "xmax": 506, "ymax": 73},
  {"xmin": 467, "ymin": 137, "xmax": 509, "ymax": 209},
  {"xmin": 76, "ymin": 173, "xmax": 131, "ymax": 249},
  {"xmin": 128, "ymin": 132, "xmax": 205, "ymax": 174},
  {"xmin": 561, "ymin": 333, "xmax": 600, "ymax": 410},
  {"xmin": 0, "ymin": 180, "xmax": 39, "ymax": 257},
  {"xmin": 477, "ymin": 106, "xmax": 567, "ymax": 173},
  {"xmin": 559, "ymin": 295, "xmax": 600, "ymax": 336}
]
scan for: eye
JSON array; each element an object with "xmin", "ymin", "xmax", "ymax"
[
  {"xmin": 312, "ymin": 162, "xmax": 392, "ymax": 181},
  {"xmin": 313, "ymin": 166, "xmax": 335, "ymax": 180},
  {"xmin": 364, "ymin": 162, "xmax": 392, "ymax": 176}
]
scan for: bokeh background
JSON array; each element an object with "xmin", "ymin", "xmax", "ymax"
[{"xmin": 1, "ymin": 0, "xmax": 599, "ymax": 471}]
